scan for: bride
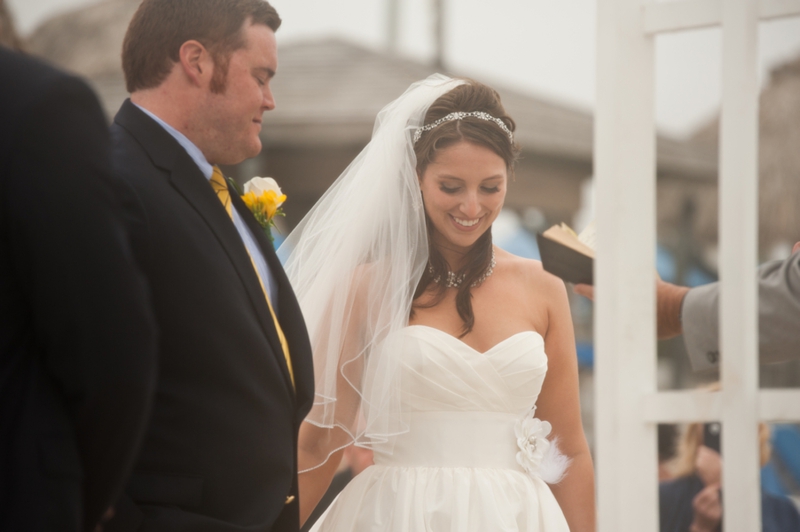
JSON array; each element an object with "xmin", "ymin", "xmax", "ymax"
[{"xmin": 279, "ymin": 74, "xmax": 595, "ymax": 531}]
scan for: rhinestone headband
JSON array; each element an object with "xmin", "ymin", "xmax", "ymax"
[{"xmin": 413, "ymin": 111, "xmax": 514, "ymax": 145}]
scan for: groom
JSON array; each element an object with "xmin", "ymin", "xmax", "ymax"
[{"xmin": 106, "ymin": 1, "xmax": 314, "ymax": 531}]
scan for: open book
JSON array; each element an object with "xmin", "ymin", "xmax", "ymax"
[{"xmin": 536, "ymin": 220, "xmax": 596, "ymax": 285}]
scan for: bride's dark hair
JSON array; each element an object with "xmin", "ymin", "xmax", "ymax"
[{"xmin": 412, "ymin": 79, "xmax": 521, "ymax": 336}]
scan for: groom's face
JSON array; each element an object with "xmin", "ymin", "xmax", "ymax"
[{"xmin": 199, "ymin": 21, "xmax": 277, "ymax": 166}]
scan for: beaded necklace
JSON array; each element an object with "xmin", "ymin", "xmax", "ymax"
[{"xmin": 430, "ymin": 249, "xmax": 496, "ymax": 288}]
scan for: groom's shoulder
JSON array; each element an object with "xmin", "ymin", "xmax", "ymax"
[
  {"xmin": 109, "ymin": 107, "xmax": 164, "ymax": 180},
  {"xmin": 110, "ymin": 102, "xmax": 148, "ymax": 154},
  {"xmin": 110, "ymin": 122, "xmax": 154, "ymax": 180},
  {"xmin": 109, "ymin": 101, "xmax": 180, "ymax": 184},
  {"xmin": 110, "ymin": 118, "xmax": 144, "ymax": 158}
]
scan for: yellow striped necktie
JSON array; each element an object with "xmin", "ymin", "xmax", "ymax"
[{"xmin": 210, "ymin": 166, "xmax": 295, "ymax": 390}]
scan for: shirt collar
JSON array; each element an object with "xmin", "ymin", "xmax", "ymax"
[{"xmin": 133, "ymin": 103, "xmax": 214, "ymax": 180}]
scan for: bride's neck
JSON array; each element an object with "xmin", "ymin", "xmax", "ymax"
[{"xmin": 433, "ymin": 241, "xmax": 471, "ymax": 272}]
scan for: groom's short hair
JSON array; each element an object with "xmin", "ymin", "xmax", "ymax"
[{"xmin": 122, "ymin": 0, "xmax": 280, "ymax": 94}]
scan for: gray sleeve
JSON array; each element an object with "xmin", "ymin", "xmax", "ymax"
[
  {"xmin": 682, "ymin": 281, "xmax": 721, "ymax": 371},
  {"xmin": 681, "ymin": 252, "xmax": 800, "ymax": 370},
  {"xmin": 757, "ymin": 251, "xmax": 800, "ymax": 364}
]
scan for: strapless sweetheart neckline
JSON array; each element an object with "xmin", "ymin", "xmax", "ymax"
[
  {"xmin": 404, "ymin": 324, "xmax": 544, "ymax": 355},
  {"xmin": 310, "ymin": 322, "xmax": 568, "ymax": 531}
]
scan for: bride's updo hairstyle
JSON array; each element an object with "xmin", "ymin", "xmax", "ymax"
[{"xmin": 412, "ymin": 80, "xmax": 521, "ymax": 335}]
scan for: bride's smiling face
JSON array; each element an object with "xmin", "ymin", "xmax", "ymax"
[{"xmin": 419, "ymin": 140, "xmax": 508, "ymax": 252}]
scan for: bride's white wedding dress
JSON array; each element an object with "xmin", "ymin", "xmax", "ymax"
[{"xmin": 310, "ymin": 325, "xmax": 570, "ymax": 531}]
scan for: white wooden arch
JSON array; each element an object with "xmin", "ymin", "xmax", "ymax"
[{"xmin": 594, "ymin": 1, "xmax": 800, "ymax": 531}]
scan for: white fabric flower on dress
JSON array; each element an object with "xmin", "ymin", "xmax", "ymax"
[{"xmin": 514, "ymin": 415, "xmax": 553, "ymax": 476}]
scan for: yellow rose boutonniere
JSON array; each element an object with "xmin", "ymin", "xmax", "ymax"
[{"xmin": 240, "ymin": 176, "xmax": 286, "ymax": 244}]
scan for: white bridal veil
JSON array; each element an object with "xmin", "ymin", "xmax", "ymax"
[{"xmin": 278, "ymin": 74, "xmax": 464, "ymax": 470}]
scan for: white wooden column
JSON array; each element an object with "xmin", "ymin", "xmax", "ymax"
[
  {"xmin": 594, "ymin": 0, "xmax": 658, "ymax": 529},
  {"xmin": 595, "ymin": 1, "xmax": 800, "ymax": 531},
  {"xmin": 719, "ymin": 1, "xmax": 761, "ymax": 529}
]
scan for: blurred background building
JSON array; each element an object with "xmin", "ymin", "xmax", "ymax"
[
  {"xmin": 0, "ymin": 0, "xmax": 21, "ymax": 48},
  {"xmin": 4, "ymin": 0, "xmax": 799, "ymax": 508}
]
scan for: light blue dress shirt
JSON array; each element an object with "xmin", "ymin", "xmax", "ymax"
[{"xmin": 134, "ymin": 104, "xmax": 279, "ymax": 309}]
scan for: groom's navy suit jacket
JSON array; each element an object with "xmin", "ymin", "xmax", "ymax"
[{"xmin": 106, "ymin": 100, "xmax": 315, "ymax": 532}]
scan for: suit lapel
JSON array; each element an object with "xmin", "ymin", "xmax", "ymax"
[
  {"xmin": 230, "ymin": 191, "xmax": 298, "ymax": 396},
  {"xmin": 115, "ymin": 100, "xmax": 295, "ymax": 398},
  {"xmin": 169, "ymin": 163, "xmax": 284, "ymax": 352},
  {"xmin": 232, "ymin": 192, "xmax": 314, "ymax": 409}
]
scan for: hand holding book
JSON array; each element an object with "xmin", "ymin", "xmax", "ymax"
[
  {"xmin": 536, "ymin": 220, "xmax": 596, "ymax": 285},
  {"xmin": 560, "ymin": 223, "xmax": 690, "ymax": 340}
]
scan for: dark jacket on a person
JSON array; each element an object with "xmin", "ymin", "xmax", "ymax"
[
  {"xmin": 0, "ymin": 48, "xmax": 158, "ymax": 532},
  {"xmin": 660, "ymin": 474, "xmax": 800, "ymax": 532},
  {"xmin": 104, "ymin": 100, "xmax": 315, "ymax": 532}
]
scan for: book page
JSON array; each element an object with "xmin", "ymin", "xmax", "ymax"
[
  {"xmin": 577, "ymin": 220, "xmax": 596, "ymax": 252},
  {"xmin": 542, "ymin": 225, "xmax": 595, "ymax": 258}
]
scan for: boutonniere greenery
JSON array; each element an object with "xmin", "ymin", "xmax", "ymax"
[{"xmin": 231, "ymin": 176, "xmax": 286, "ymax": 244}]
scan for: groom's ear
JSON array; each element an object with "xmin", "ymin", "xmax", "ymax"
[{"xmin": 179, "ymin": 40, "xmax": 213, "ymax": 88}]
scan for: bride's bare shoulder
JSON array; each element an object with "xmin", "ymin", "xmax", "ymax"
[{"xmin": 495, "ymin": 247, "xmax": 567, "ymax": 297}]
